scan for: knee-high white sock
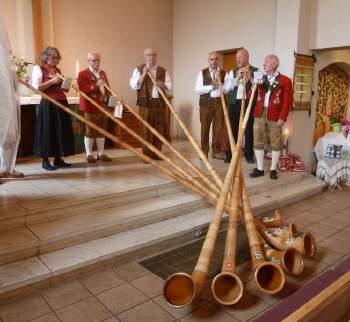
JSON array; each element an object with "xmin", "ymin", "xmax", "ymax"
[
  {"xmin": 254, "ymin": 149, "xmax": 265, "ymax": 171},
  {"xmin": 96, "ymin": 137, "xmax": 105, "ymax": 156},
  {"xmin": 84, "ymin": 136, "xmax": 94, "ymax": 156},
  {"xmin": 271, "ymin": 150, "xmax": 281, "ymax": 171}
]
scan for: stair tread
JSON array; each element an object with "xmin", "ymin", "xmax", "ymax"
[{"xmin": 0, "ymin": 174, "xmax": 325, "ymax": 295}]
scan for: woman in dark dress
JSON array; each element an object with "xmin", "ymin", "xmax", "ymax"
[{"xmin": 32, "ymin": 47, "xmax": 75, "ymax": 170}]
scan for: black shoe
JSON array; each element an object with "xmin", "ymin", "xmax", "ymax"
[
  {"xmin": 250, "ymin": 168, "xmax": 264, "ymax": 178},
  {"xmin": 270, "ymin": 170, "xmax": 278, "ymax": 180},
  {"xmin": 42, "ymin": 161, "xmax": 57, "ymax": 171},
  {"xmin": 245, "ymin": 156, "xmax": 255, "ymax": 164},
  {"xmin": 54, "ymin": 158, "xmax": 72, "ymax": 168},
  {"xmin": 224, "ymin": 157, "xmax": 231, "ymax": 164}
]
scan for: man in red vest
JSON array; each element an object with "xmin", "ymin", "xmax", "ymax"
[
  {"xmin": 77, "ymin": 52, "xmax": 111, "ymax": 163},
  {"xmin": 250, "ymin": 54, "xmax": 292, "ymax": 180}
]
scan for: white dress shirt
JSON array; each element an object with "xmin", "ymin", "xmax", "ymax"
[
  {"xmin": 129, "ymin": 65, "xmax": 172, "ymax": 98},
  {"xmin": 89, "ymin": 66, "xmax": 101, "ymax": 79},
  {"xmin": 31, "ymin": 65, "xmax": 43, "ymax": 89},
  {"xmin": 264, "ymin": 71, "xmax": 280, "ymax": 108},
  {"xmin": 195, "ymin": 68, "xmax": 221, "ymax": 98},
  {"xmin": 223, "ymin": 69, "xmax": 246, "ymax": 99}
]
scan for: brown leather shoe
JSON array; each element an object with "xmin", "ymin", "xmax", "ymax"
[
  {"xmin": 97, "ymin": 154, "xmax": 112, "ymax": 162},
  {"xmin": 86, "ymin": 155, "xmax": 97, "ymax": 163}
]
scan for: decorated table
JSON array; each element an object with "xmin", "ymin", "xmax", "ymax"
[{"xmin": 315, "ymin": 131, "xmax": 350, "ymax": 189}]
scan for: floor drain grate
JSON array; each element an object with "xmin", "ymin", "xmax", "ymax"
[{"xmin": 139, "ymin": 226, "xmax": 251, "ymax": 280}]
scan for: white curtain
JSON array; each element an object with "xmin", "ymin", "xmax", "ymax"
[{"xmin": 0, "ymin": 16, "xmax": 21, "ymax": 173}]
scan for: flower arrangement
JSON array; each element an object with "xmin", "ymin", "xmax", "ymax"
[
  {"xmin": 328, "ymin": 112, "xmax": 341, "ymax": 124},
  {"xmin": 263, "ymin": 79, "xmax": 280, "ymax": 93},
  {"xmin": 341, "ymin": 119, "xmax": 350, "ymax": 137},
  {"xmin": 11, "ymin": 55, "xmax": 29, "ymax": 80}
]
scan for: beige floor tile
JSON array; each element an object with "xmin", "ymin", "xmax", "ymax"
[
  {"xmin": 102, "ymin": 318, "xmax": 120, "ymax": 322},
  {"xmin": 313, "ymin": 246, "xmax": 345, "ymax": 265},
  {"xmin": 102, "ymin": 318, "xmax": 121, "ymax": 322},
  {"xmin": 131, "ymin": 273, "xmax": 164, "ymax": 298},
  {"xmin": 221, "ymin": 290, "xmax": 270, "ymax": 321},
  {"xmin": 56, "ymin": 297, "xmax": 112, "ymax": 322},
  {"xmin": 332, "ymin": 229, "xmax": 350, "ymax": 243},
  {"xmin": 30, "ymin": 312, "xmax": 60, "ymax": 322},
  {"xmin": 320, "ymin": 217, "xmax": 350, "ymax": 230},
  {"xmin": 41, "ymin": 280, "xmax": 91, "ymax": 310},
  {"xmin": 97, "ymin": 283, "xmax": 148, "ymax": 315},
  {"xmin": 154, "ymin": 294, "xmax": 208, "ymax": 319},
  {"xmin": 113, "ymin": 262, "xmax": 151, "ymax": 281},
  {"xmin": 320, "ymin": 236, "xmax": 350, "ymax": 254},
  {"xmin": 0, "ymin": 295, "xmax": 51, "ymax": 322},
  {"xmin": 306, "ymin": 223, "xmax": 340, "ymax": 239},
  {"xmin": 117, "ymin": 300, "xmax": 174, "ymax": 322},
  {"xmin": 180, "ymin": 302, "xmax": 239, "ymax": 322},
  {"xmin": 80, "ymin": 268, "xmax": 126, "ymax": 295}
]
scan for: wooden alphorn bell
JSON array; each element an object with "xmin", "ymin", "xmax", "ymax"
[
  {"xmin": 210, "ymin": 73, "xmax": 246, "ymax": 306},
  {"xmin": 255, "ymin": 219, "xmax": 317, "ymax": 258},
  {"xmin": 256, "ymin": 211, "xmax": 317, "ymax": 258},
  {"xmin": 219, "ymin": 73, "xmax": 303, "ymax": 280},
  {"xmin": 163, "ymin": 81, "xmax": 255, "ymax": 308}
]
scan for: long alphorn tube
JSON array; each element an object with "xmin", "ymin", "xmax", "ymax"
[
  {"xmin": 211, "ymin": 159, "xmax": 243, "ymax": 305},
  {"xmin": 210, "ymin": 79, "xmax": 246, "ymax": 306},
  {"xmin": 19, "ymin": 80, "xmax": 233, "ymax": 214},
  {"xmin": 103, "ymin": 83, "xmax": 222, "ymax": 197},
  {"xmin": 147, "ymin": 72, "xmax": 223, "ymax": 189},
  {"xmin": 59, "ymin": 75, "xmax": 219, "ymax": 204},
  {"xmin": 241, "ymin": 185, "xmax": 285, "ymax": 294},
  {"xmin": 163, "ymin": 82, "xmax": 255, "ymax": 308}
]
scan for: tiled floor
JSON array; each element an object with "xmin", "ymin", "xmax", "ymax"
[{"xmin": 0, "ymin": 187, "xmax": 348, "ymax": 321}]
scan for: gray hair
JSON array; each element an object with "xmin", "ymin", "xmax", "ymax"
[
  {"xmin": 266, "ymin": 54, "xmax": 280, "ymax": 68},
  {"xmin": 40, "ymin": 47, "xmax": 61, "ymax": 64}
]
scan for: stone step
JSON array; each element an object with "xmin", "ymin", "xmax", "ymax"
[
  {"xmin": 0, "ymin": 191, "xmax": 208, "ymax": 265},
  {"xmin": 0, "ymin": 173, "xmax": 317, "ymax": 266},
  {"xmin": 0, "ymin": 168, "xmax": 307, "ymax": 231},
  {"xmin": 0, "ymin": 174, "xmax": 325, "ymax": 298}
]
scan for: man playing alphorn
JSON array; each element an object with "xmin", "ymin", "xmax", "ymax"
[{"xmin": 130, "ymin": 48, "xmax": 172, "ymax": 159}]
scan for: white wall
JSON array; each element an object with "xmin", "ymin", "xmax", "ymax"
[
  {"xmin": 52, "ymin": 0, "xmax": 173, "ymax": 107},
  {"xmin": 172, "ymin": 0, "xmax": 277, "ymax": 139},
  {"xmin": 311, "ymin": 0, "xmax": 350, "ymax": 50}
]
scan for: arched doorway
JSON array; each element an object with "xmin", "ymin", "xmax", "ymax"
[{"xmin": 313, "ymin": 63, "xmax": 349, "ymax": 145}]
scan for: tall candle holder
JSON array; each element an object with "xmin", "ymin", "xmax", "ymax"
[{"xmin": 283, "ymin": 128, "xmax": 289, "ymax": 156}]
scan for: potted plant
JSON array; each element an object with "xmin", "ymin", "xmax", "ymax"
[{"xmin": 328, "ymin": 112, "xmax": 342, "ymax": 132}]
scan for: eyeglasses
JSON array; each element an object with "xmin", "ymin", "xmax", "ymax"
[{"xmin": 89, "ymin": 59, "xmax": 100, "ymax": 62}]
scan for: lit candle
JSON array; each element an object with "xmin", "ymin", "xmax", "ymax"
[
  {"xmin": 283, "ymin": 128, "xmax": 289, "ymax": 155},
  {"xmin": 75, "ymin": 60, "xmax": 80, "ymax": 79}
]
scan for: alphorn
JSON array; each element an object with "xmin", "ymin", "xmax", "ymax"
[
  {"xmin": 219, "ymin": 78, "xmax": 303, "ymax": 281},
  {"xmin": 103, "ymin": 83, "xmax": 222, "ymax": 197},
  {"xmin": 258, "ymin": 210, "xmax": 283, "ymax": 228},
  {"xmin": 210, "ymin": 77, "xmax": 246, "ymax": 306},
  {"xmin": 19, "ymin": 80, "xmax": 233, "ymax": 214},
  {"xmin": 241, "ymin": 184, "xmax": 286, "ymax": 294},
  {"xmin": 147, "ymin": 72, "xmax": 223, "ymax": 189},
  {"xmin": 211, "ymin": 157, "xmax": 244, "ymax": 305},
  {"xmin": 256, "ymin": 220, "xmax": 317, "ymax": 258},
  {"xmin": 58, "ymin": 75, "xmax": 221, "ymax": 205},
  {"xmin": 163, "ymin": 82, "xmax": 256, "ymax": 308}
]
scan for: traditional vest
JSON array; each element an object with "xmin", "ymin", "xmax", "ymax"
[
  {"xmin": 40, "ymin": 64, "xmax": 66, "ymax": 101},
  {"xmin": 228, "ymin": 65, "xmax": 258, "ymax": 105},
  {"xmin": 199, "ymin": 67, "xmax": 226, "ymax": 107},
  {"xmin": 136, "ymin": 64, "xmax": 166, "ymax": 107}
]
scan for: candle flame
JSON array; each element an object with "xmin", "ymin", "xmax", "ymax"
[{"xmin": 284, "ymin": 128, "xmax": 289, "ymax": 136}]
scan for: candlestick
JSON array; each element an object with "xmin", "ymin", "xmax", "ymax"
[{"xmin": 283, "ymin": 128, "xmax": 289, "ymax": 156}]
